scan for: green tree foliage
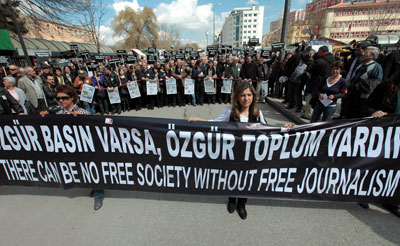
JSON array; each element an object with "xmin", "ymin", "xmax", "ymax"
[{"xmin": 112, "ymin": 7, "xmax": 159, "ymax": 49}]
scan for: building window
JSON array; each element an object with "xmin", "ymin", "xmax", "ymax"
[
  {"xmin": 340, "ymin": 33, "xmax": 343, "ymax": 38},
  {"xmin": 253, "ymin": 19, "xmax": 257, "ymax": 22},
  {"xmin": 350, "ymin": 32, "xmax": 354, "ymax": 38},
  {"xmin": 330, "ymin": 33, "xmax": 334, "ymax": 38},
  {"xmin": 254, "ymin": 14, "xmax": 257, "ymax": 17},
  {"xmin": 244, "ymin": 20, "xmax": 247, "ymax": 22},
  {"xmin": 253, "ymin": 30, "xmax": 256, "ymax": 33},
  {"xmin": 244, "ymin": 14, "xmax": 247, "ymax": 17},
  {"xmin": 396, "ymin": 19, "xmax": 400, "ymax": 25},
  {"xmin": 338, "ymin": 22, "xmax": 341, "ymax": 28},
  {"xmin": 253, "ymin": 25, "xmax": 256, "ymax": 28},
  {"xmin": 358, "ymin": 20, "xmax": 362, "ymax": 26},
  {"xmin": 346, "ymin": 33, "xmax": 349, "ymax": 38},
  {"xmin": 364, "ymin": 20, "xmax": 368, "ymax": 26},
  {"xmin": 356, "ymin": 32, "xmax": 359, "ymax": 38}
]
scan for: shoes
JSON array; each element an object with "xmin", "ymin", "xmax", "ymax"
[
  {"xmin": 199, "ymin": 103, "xmax": 203, "ymax": 106},
  {"xmin": 237, "ymin": 203, "xmax": 247, "ymax": 220},
  {"xmin": 286, "ymin": 105, "xmax": 294, "ymax": 109},
  {"xmin": 301, "ymin": 115, "xmax": 310, "ymax": 120},
  {"xmin": 295, "ymin": 108, "xmax": 302, "ymax": 113},
  {"xmin": 94, "ymin": 200, "xmax": 103, "ymax": 210},
  {"xmin": 359, "ymin": 203, "xmax": 369, "ymax": 209},
  {"xmin": 227, "ymin": 202, "xmax": 235, "ymax": 214},
  {"xmin": 381, "ymin": 203, "xmax": 400, "ymax": 218}
]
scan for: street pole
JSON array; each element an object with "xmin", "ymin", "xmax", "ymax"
[
  {"xmin": 281, "ymin": 0, "xmax": 291, "ymax": 44},
  {"xmin": 7, "ymin": 0, "xmax": 32, "ymax": 66},
  {"xmin": 213, "ymin": 6, "xmax": 216, "ymax": 45}
]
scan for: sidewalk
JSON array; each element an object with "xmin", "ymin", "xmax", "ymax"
[{"xmin": 265, "ymin": 96, "xmax": 342, "ymax": 125}]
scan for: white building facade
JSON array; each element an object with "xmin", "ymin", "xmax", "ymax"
[{"xmin": 220, "ymin": 5, "xmax": 264, "ymax": 48}]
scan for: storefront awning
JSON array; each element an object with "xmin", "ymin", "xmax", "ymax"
[
  {"xmin": 9, "ymin": 35, "xmax": 116, "ymax": 56},
  {"xmin": 0, "ymin": 29, "xmax": 15, "ymax": 51}
]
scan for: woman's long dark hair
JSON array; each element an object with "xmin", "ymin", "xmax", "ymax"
[
  {"xmin": 231, "ymin": 82, "xmax": 260, "ymax": 121},
  {"xmin": 384, "ymin": 71, "xmax": 400, "ymax": 105}
]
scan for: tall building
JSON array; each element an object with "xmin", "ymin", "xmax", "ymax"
[
  {"xmin": 220, "ymin": 5, "xmax": 264, "ymax": 48},
  {"xmin": 312, "ymin": 0, "xmax": 400, "ymax": 43},
  {"xmin": 289, "ymin": 9, "xmax": 306, "ymax": 25}
]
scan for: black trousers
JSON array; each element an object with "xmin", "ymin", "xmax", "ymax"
[
  {"xmin": 287, "ymin": 80, "xmax": 303, "ymax": 109},
  {"xmin": 229, "ymin": 197, "xmax": 247, "ymax": 206}
]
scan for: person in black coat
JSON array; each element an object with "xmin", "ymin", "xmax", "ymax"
[
  {"xmin": 240, "ymin": 55, "xmax": 258, "ymax": 89},
  {"xmin": 103, "ymin": 66, "xmax": 121, "ymax": 114},
  {"xmin": 139, "ymin": 61, "xmax": 156, "ymax": 110},
  {"xmin": 361, "ymin": 71, "xmax": 400, "ymax": 217},
  {"xmin": 0, "ymin": 86, "xmax": 24, "ymax": 115}
]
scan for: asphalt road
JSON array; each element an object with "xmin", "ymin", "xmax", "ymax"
[{"xmin": 0, "ymin": 103, "xmax": 399, "ymax": 246}]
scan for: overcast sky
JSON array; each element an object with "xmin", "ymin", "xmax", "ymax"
[{"xmin": 101, "ymin": 0, "xmax": 309, "ymax": 47}]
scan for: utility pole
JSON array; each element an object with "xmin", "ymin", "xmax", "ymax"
[
  {"xmin": 7, "ymin": 0, "xmax": 32, "ymax": 66},
  {"xmin": 280, "ymin": 0, "xmax": 291, "ymax": 44}
]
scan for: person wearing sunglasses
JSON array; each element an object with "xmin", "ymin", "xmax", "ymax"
[{"xmin": 53, "ymin": 84, "xmax": 105, "ymax": 210}]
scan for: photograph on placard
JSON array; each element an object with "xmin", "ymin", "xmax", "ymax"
[
  {"xmin": 166, "ymin": 78, "xmax": 177, "ymax": 95},
  {"xmin": 80, "ymin": 84, "xmax": 95, "ymax": 103},
  {"xmin": 146, "ymin": 80, "xmax": 158, "ymax": 95},
  {"xmin": 127, "ymin": 81, "xmax": 141, "ymax": 99}
]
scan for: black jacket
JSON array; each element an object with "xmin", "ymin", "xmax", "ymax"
[
  {"xmin": 103, "ymin": 72, "xmax": 119, "ymax": 88},
  {"xmin": 240, "ymin": 62, "xmax": 257, "ymax": 80},
  {"xmin": 43, "ymin": 83, "xmax": 58, "ymax": 107},
  {"xmin": 0, "ymin": 87, "xmax": 24, "ymax": 114},
  {"xmin": 308, "ymin": 53, "xmax": 334, "ymax": 92}
]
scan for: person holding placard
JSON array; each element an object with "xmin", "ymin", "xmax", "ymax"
[
  {"xmin": 310, "ymin": 61, "xmax": 347, "ymax": 123},
  {"xmin": 103, "ymin": 66, "xmax": 121, "ymax": 114},
  {"xmin": 171, "ymin": 60, "xmax": 186, "ymax": 107},
  {"xmin": 164, "ymin": 63, "xmax": 177, "ymax": 107},
  {"xmin": 139, "ymin": 61, "xmax": 156, "ymax": 110},
  {"xmin": 73, "ymin": 70, "xmax": 95, "ymax": 115},
  {"xmin": 204, "ymin": 60, "xmax": 217, "ymax": 104},
  {"xmin": 91, "ymin": 70, "xmax": 109, "ymax": 115},
  {"xmin": 118, "ymin": 68, "xmax": 130, "ymax": 112}
]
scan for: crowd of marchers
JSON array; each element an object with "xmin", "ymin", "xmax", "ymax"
[
  {"xmin": 0, "ymin": 42, "xmax": 399, "ymax": 123},
  {"xmin": 0, "ymin": 54, "xmax": 272, "ymax": 115}
]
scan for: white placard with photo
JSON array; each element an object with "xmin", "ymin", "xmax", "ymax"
[
  {"xmin": 166, "ymin": 78, "xmax": 177, "ymax": 95},
  {"xmin": 204, "ymin": 78, "xmax": 215, "ymax": 93},
  {"xmin": 261, "ymin": 80, "xmax": 269, "ymax": 98},
  {"xmin": 80, "ymin": 84, "xmax": 95, "ymax": 103},
  {"xmin": 127, "ymin": 81, "xmax": 141, "ymax": 99},
  {"xmin": 221, "ymin": 80, "xmax": 232, "ymax": 94},
  {"xmin": 107, "ymin": 88, "xmax": 121, "ymax": 104},
  {"xmin": 146, "ymin": 80, "xmax": 158, "ymax": 95},
  {"xmin": 184, "ymin": 79, "xmax": 195, "ymax": 95}
]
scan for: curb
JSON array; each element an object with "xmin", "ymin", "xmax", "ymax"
[{"xmin": 265, "ymin": 97, "xmax": 306, "ymax": 125}]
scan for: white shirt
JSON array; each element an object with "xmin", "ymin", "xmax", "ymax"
[{"xmin": 210, "ymin": 106, "xmax": 267, "ymax": 124}]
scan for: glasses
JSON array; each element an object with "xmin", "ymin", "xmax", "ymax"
[
  {"xmin": 9, "ymin": 68, "xmax": 17, "ymax": 71},
  {"xmin": 56, "ymin": 96, "xmax": 71, "ymax": 101},
  {"xmin": 79, "ymin": 73, "xmax": 85, "ymax": 75}
]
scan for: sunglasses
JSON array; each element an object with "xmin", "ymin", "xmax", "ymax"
[{"xmin": 56, "ymin": 96, "xmax": 71, "ymax": 101}]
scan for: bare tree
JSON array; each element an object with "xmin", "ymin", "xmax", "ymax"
[
  {"xmin": 80, "ymin": 0, "xmax": 107, "ymax": 54},
  {"xmin": 304, "ymin": 9, "xmax": 327, "ymax": 40},
  {"xmin": 157, "ymin": 24, "xmax": 181, "ymax": 49},
  {"xmin": 17, "ymin": 0, "xmax": 84, "ymax": 23}
]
